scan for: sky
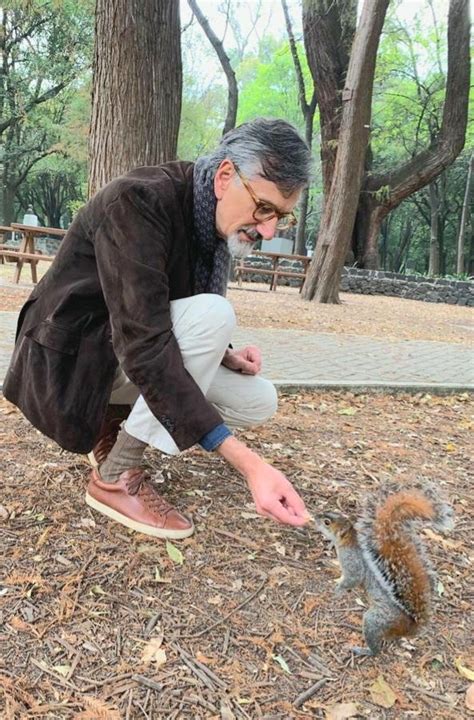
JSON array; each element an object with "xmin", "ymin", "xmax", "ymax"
[
  {"xmin": 178, "ymin": 0, "xmax": 452, "ymax": 89},
  {"xmin": 179, "ymin": 0, "xmax": 450, "ymax": 48}
]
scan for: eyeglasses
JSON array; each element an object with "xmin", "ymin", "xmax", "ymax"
[{"xmin": 234, "ymin": 165, "xmax": 298, "ymax": 230}]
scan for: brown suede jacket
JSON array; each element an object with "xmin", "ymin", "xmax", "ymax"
[{"xmin": 3, "ymin": 161, "xmax": 223, "ymax": 453}]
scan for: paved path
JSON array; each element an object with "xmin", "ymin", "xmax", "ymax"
[{"xmin": 1, "ymin": 310, "xmax": 472, "ymax": 391}]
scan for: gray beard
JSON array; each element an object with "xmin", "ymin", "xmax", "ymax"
[{"xmin": 227, "ymin": 231, "xmax": 258, "ymax": 259}]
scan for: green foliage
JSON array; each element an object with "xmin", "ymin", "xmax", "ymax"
[
  {"xmin": 237, "ymin": 37, "xmax": 310, "ymax": 133},
  {"xmin": 0, "ymin": 0, "xmax": 93, "ymax": 224}
]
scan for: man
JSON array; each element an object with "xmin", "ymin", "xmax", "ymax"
[{"xmin": 4, "ymin": 118, "xmax": 311, "ymax": 540}]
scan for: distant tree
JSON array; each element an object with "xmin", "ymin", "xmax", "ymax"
[
  {"xmin": 357, "ymin": 0, "xmax": 471, "ymax": 270},
  {"xmin": 302, "ymin": 0, "xmax": 470, "ymax": 302},
  {"xmin": 18, "ymin": 163, "xmax": 85, "ymax": 228},
  {"xmin": 0, "ymin": 1, "xmax": 92, "ymax": 223},
  {"xmin": 88, "ymin": 0, "xmax": 182, "ymax": 195},
  {"xmin": 457, "ymin": 154, "xmax": 474, "ymax": 274}
]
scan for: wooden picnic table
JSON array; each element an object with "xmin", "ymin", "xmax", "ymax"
[
  {"xmin": 235, "ymin": 250, "xmax": 312, "ymax": 292},
  {"xmin": 3, "ymin": 223, "xmax": 66, "ymax": 284}
]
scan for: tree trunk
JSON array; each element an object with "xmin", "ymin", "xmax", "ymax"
[
  {"xmin": 2, "ymin": 184, "xmax": 16, "ymax": 226},
  {"xmin": 457, "ymin": 153, "xmax": 474, "ymax": 273},
  {"xmin": 393, "ymin": 219, "xmax": 413, "ymax": 273},
  {"xmin": 303, "ymin": 0, "xmax": 356, "ymax": 200},
  {"xmin": 356, "ymin": 0, "xmax": 470, "ymax": 265},
  {"xmin": 295, "ymin": 187, "xmax": 311, "ymax": 255},
  {"xmin": 303, "ymin": 0, "xmax": 389, "ymax": 303},
  {"xmin": 187, "ymin": 0, "xmax": 238, "ymax": 136},
  {"xmin": 88, "ymin": 0, "xmax": 182, "ymax": 196},
  {"xmin": 428, "ymin": 182, "xmax": 440, "ymax": 275}
]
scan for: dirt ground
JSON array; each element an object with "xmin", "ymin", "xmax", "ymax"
[
  {"xmin": 1, "ymin": 274, "xmax": 472, "ymax": 345},
  {"xmin": 1, "ymin": 390, "xmax": 472, "ymax": 719}
]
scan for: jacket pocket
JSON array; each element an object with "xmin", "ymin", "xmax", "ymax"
[{"xmin": 25, "ymin": 321, "xmax": 81, "ymax": 355}]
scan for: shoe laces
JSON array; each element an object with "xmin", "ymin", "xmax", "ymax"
[{"xmin": 127, "ymin": 470, "xmax": 173, "ymax": 516}]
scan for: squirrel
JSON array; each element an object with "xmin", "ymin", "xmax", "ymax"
[{"xmin": 314, "ymin": 483, "xmax": 454, "ymax": 656}]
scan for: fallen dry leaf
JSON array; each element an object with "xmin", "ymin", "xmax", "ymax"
[
  {"xmin": 369, "ymin": 675, "xmax": 396, "ymax": 708},
  {"xmin": 455, "ymin": 658, "xmax": 474, "ymax": 681},
  {"xmin": 141, "ymin": 632, "xmax": 166, "ymax": 666},
  {"xmin": 326, "ymin": 702, "xmax": 360, "ymax": 720}
]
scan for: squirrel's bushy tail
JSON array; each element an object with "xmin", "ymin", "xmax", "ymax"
[{"xmin": 356, "ymin": 482, "xmax": 453, "ymax": 623}]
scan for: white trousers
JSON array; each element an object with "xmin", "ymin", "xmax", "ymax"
[{"xmin": 109, "ymin": 294, "xmax": 278, "ymax": 455}]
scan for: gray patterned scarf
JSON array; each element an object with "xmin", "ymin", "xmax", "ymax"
[{"xmin": 193, "ymin": 156, "xmax": 230, "ymax": 296}]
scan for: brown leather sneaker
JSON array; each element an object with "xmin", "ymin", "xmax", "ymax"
[
  {"xmin": 88, "ymin": 404, "xmax": 131, "ymax": 468},
  {"xmin": 85, "ymin": 468, "xmax": 194, "ymax": 539}
]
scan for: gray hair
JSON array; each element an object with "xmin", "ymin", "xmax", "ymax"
[{"xmin": 207, "ymin": 118, "xmax": 312, "ymax": 197}]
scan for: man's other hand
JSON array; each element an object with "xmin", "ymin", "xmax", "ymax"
[{"xmin": 222, "ymin": 346, "xmax": 262, "ymax": 375}]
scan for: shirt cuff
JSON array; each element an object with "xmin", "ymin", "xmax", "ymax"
[{"xmin": 199, "ymin": 423, "xmax": 232, "ymax": 451}]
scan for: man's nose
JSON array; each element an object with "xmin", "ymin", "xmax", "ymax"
[{"xmin": 256, "ymin": 216, "xmax": 279, "ymax": 240}]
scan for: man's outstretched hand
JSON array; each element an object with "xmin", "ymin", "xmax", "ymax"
[
  {"xmin": 217, "ymin": 436, "xmax": 309, "ymax": 527},
  {"xmin": 222, "ymin": 346, "xmax": 262, "ymax": 375},
  {"xmin": 245, "ymin": 462, "xmax": 309, "ymax": 526}
]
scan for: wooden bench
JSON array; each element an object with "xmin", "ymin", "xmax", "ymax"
[
  {"xmin": 234, "ymin": 250, "xmax": 312, "ymax": 292},
  {"xmin": 0, "ymin": 226, "xmax": 15, "ymax": 263},
  {"xmin": 0, "ymin": 223, "xmax": 66, "ymax": 283}
]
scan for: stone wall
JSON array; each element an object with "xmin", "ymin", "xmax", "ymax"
[
  {"xmin": 235, "ymin": 256, "xmax": 474, "ymax": 306},
  {"xmin": 340, "ymin": 267, "xmax": 473, "ymax": 306}
]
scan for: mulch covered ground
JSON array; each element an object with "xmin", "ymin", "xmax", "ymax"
[{"xmin": 1, "ymin": 390, "xmax": 472, "ymax": 719}]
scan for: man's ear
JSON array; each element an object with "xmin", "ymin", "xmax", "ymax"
[{"xmin": 214, "ymin": 159, "xmax": 235, "ymax": 200}]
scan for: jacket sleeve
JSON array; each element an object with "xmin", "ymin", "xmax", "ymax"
[{"xmin": 94, "ymin": 185, "xmax": 223, "ymax": 451}]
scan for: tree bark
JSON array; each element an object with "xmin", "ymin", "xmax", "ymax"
[
  {"xmin": 187, "ymin": 0, "xmax": 238, "ymax": 136},
  {"xmin": 302, "ymin": 0, "xmax": 389, "ymax": 303},
  {"xmin": 302, "ymin": 0, "xmax": 356, "ymax": 200},
  {"xmin": 88, "ymin": 0, "xmax": 182, "ymax": 196},
  {"xmin": 359, "ymin": 0, "xmax": 470, "ymax": 269},
  {"xmin": 428, "ymin": 182, "xmax": 440, "ymax": 276},
  {"xmin": 457, "ymin": 153, "xmax": 474, "ymax": 274},
  {"xmin": 282, "ymin": 0, "xmax": 317, "ymax": 255}
]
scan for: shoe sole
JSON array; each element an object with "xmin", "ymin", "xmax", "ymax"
[
  {"xmin": 85, "ymin": 492, "xmax": 194, "ymax": 539},
  {"xmin": 87, "ymin": 452, "xmax": 99, "ymax": 468}
]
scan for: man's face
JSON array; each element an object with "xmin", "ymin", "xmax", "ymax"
[{"xmin": 214, "ymin": 160, "xmax": 300, "ymax": 258}]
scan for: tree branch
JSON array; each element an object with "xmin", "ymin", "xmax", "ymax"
[
  {"xmin": 0, "ymin": 80, "xmax": 68, "ymax": 135},
  {"xmin": 187, "ymin": 0, "xmax": 238, "ymax": 135},
  {"xmin": 366, "ymin": 0, "xmax": 470, "ymax": 209}
]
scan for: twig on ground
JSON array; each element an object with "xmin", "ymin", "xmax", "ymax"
[{"xmin": 294, "ymin": 678, "xmax": 329, "ymax": 709}]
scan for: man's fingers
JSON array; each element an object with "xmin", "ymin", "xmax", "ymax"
[{"xmin": 265, "ymin": 499, "xmax": 307, "ymax": 526}]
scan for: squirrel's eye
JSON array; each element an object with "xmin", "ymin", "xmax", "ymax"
[{"xmin": 324, "ymin": 518, "xmax": 331, "ymax": 526}]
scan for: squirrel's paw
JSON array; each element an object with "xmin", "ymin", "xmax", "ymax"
[
  {"xmin": 335, "ymin": 579, "xmax": 351, "ymax": 595},
  {"xmin": 348, "ymin": 645, "xmax": 375, "ymax": 657}
]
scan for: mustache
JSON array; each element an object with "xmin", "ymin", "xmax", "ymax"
[{"xmin": 239, "ymin": 227, "xmax": 263, "ymax": 242}]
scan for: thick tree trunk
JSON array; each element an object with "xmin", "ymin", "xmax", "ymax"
[
  {"xmin": 428, "ymin": 182, "xmax": 440, "ymax": 276},
  {"xmin": 303, "ymin": 0, "xmax": 389, "ymax": 303},
  {"xmin": 457, "ymin": 153, "xmax": 474, "ymax": 273},
  {"xmin": 303, "ymin": 0, "xmax": 356, "ymax": 200},
  {"xmin": 89, "ymin": 0, "xmax": 182, "ymax": 196}
]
